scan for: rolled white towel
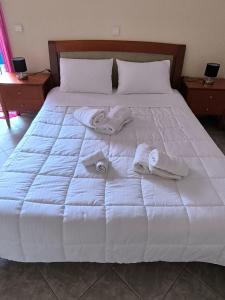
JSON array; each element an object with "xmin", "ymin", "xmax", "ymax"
[
  {"xmin": 133, "ymin": 143, "xmax": 151, "ymax": 174},
  {"xmin": 149, "ymin": 149, "xmax": 189, "ymax": 177},
  {"xmin": 74, "ymin": 107, "xmax": 106, "ymax": 128},
  {"xmin": 81, "ymin": 150, "xmax": 105, "ymax": 167},
  {"xmin": 96, "ymin": 160, "xmax": 108, "ymax": 173},
  {"xmin": 95, "ymin": 105, "xmax": 133, "ymax": 135},
  {"xmin": 149, "ymin": 164, "xmax": 182, "ymax": 180},
  {"xmin": 81, "ymin": 150, "xmax": 108, "ymax": 174}
]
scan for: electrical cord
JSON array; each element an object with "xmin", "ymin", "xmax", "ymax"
[{"xmin": 30, "ymin": 69, "xmax": 51, "ymax": 75}]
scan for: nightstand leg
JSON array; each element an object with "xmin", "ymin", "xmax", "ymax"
[
  {"xmin": 5, "ymin": 111, "xmax": 10, "ymax": 128},
  {"xmin": 1, "ymin": 105, "xmax": 10, "ymax": 128},
  {"xmin": 6, "ymin": 117, "xmax": 10, "ymax": 128},
  {"xmin": 0, "ymin": 95, "xmax": 10, "ymax": 128}
]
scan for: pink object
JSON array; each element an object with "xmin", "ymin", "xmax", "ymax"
[
  {"xmin": 0, "ymin": 3, "xmax": 13, "ymax": 72},
  {"xmin": 0, "ymin": 111, "xmax": 17, "ymax": 119}
]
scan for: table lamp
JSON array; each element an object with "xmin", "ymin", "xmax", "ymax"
[
  {"xmin": 12, "ymin": 57, "xmax": 28, "ymax": 80},
  {"xmin": 204, "ymin": 63, "xmax": 220, "ymax": 85}
]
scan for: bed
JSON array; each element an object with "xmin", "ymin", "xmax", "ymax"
[{"xmin": 0, "ymin": 40, "xmax": 225, "ymax": 265}]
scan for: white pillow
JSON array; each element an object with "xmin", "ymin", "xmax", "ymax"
[
  {"xmin": 117, "ymin": 59, "xmax": 172, "ymax": 94},
  {"xmin": 60, "ymin": 58, "xmax": 113, "ymax": 94}
]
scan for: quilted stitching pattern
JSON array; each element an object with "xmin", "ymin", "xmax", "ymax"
[{"xmin": 0, "ymin": 104, "xmax": 225, "ymax": 264}]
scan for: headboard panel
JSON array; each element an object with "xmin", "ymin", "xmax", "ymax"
[{"xmin": 48, "ymin": 40, "xmax": 186, "ymax": 89}]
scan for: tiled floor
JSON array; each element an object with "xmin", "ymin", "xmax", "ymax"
[{"xmin": 0, "ymin": 114, "xmax": 224, "ymax": 300}]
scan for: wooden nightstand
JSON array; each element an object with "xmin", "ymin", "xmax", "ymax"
[
  {"xmin": 0, "ymin": 72, "xmax": 50, "ymax": 127},
  {"xmin": 182, "ymin": 77, "xmax": 225, "ymax": 117}
]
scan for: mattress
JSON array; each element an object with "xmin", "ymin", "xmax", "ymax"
[{"xmin": 0, "ymin": 88, "xmax": 225, "ymax": 264}]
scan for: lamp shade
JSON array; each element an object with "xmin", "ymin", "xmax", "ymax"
[
  {"xmin": 204, "ymin": 63, "xmax": 220, "ymax": 78},
  {"xmin": 12, "ymin": 57, "xmax": 27, "ymax": 73}
]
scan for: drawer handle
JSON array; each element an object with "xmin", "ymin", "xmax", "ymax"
[
  {"xmin": 209, "ymin": 95, "xmax": 213, "ymax": 100},
  {"xmin": 17, "ymin": 91, "xmax": 22, "ymax": 96},
  {"xmin": 206, "ymin": 107, "xmax": 209, "ymax": 112}
]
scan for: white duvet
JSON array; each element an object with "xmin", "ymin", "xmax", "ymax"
[{"xmin": 0, "ymin": 88, "xmax": 225, "ymax": 264}]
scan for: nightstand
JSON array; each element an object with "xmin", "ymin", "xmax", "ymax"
[
  {"xmin": 182, "ymin": 77, "xmax": 225, "ymax": 117},
  {"xmin": 0, "ymin": 72, "xmax": 50, "ymax": 127}
]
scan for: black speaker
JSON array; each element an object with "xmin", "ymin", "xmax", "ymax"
[
  {"xmin": 12, "ymin": 57, "xmax": 28, "ymax": 80},
  {"xmin": 204, "ymin": 63, "xmax": 220, "ymax": 84}
]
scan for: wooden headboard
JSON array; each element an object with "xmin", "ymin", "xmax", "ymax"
[{"xmin": 48, "ymin": 40, "xmax": 186, "ymax": 89}]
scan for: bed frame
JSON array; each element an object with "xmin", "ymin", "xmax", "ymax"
[{"xmin": 48, "ymin": 40, "xmax": 186, "ymax": 89}]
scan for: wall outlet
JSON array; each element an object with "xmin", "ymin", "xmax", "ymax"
[
  {"xmin": 15, "ymin": 24, "xmax": 24, "ymax": 33},
  {"xmin": 112, "ymin": 26, "xmax": 120, "ymax": 36}
]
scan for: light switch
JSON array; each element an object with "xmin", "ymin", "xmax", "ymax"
[
  {"xmin": 15, "ymin": 24, "xmax": 24, "ymax": 32},
  {"xmin": 112, "ymin": 26, "xmax": 120, "ymax": 36}
]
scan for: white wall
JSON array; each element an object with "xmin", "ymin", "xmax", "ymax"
[{"xmin": 2, "ymin": 0, "xmax": 225, "ymax": 77}]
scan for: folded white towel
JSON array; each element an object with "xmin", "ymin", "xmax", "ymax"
[
  {"xmin": 133, "ymin": 143, "xmax": 151, "ymax": 175},
  {"xmin": 108, "ymin": 105, "xmax": 132, "ymax": 122},
  {"xmin": 149, "ymin": 164, "xmax": 182, "ymax": 180},
  {"xmin": 74, "ymin": 107, "xmax": 106, "ymax": 128},
  {"xmin": 149, "ymin": 149, "xmax": 189, "ymax": 177},
  {"xmin": 95, "ymin": 118, "xmax": 132, "ymax": 135},
  {"xmin": 81, "ymin": 150, "xmax": 108, "ymax": 173},
  {"xmin": 95, "ymin": 105, "xmax": 133, "ymax": 135}
]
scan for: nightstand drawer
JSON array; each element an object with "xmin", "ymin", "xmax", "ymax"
[
  {"xmin": 187, "ymin": 90, "xmax": 225, "ymax": 115},
  {"xmin": 0, "ymin": 72, "xmax": 50, "ymax": 127},
  {"xmin": 5, "ymin": 99, "xmax": 44, "ymax": 112},
  {"xmin": 188, "ymin": 90, "xmax": 225, "ymax": 101},
  {"xmin": 0, "ymin": 85, "xmax": 43, "ymax": 102},
  {"xmin": 188, "ymin": 99, "xmax": 210, "ymax": 115}
]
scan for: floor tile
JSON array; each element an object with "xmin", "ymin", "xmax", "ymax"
[
  {"xmin": 39, "ymin": 262, "xmax": 109, "ymax": 300},
  {"xmin": 0, "ymin": 259, "xmax": 57, "ymax": 300},
  {"xmin": 185, "ymin": 262, "xmax": 225, "ymax": 298},
  {"xmin": 199, "ymin": 116, "xmax": 224, "ymax": 132},
  {"xmin": 0, "ymin": 134, "xmax": 22, "ymax": 152},
  {"xmin": 0, "ymin": 124, "xmax": 28, "ymax": 138},
  {"xmin": 0, "ymin": 115, "xmax": 33, "ymax": 153},
  {"xmin": 79, "ymin": 270, "xmax": 139, "ymax": 300},
  {"xmin": 199, "ymin": 117, "xmax": 225, "ymax": 146},
  {"xmin": 0, "ymin": 114, "xmax": 33, "ymax": 135},
  {"xmin": 164, "ymin": 270, "xmax": 222, "ymax": 300},
  {"xmin": 113, "ymin": 262, "xmax": 183, "ymax": 299},
  {"xmin": 210, "ymin": 133, "xmax": 224, "ymax": 144},
  {"xmin": 0, "ymin": 123, "xmax": 11, "ymax": 136}
]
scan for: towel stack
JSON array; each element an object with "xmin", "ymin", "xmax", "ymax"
[
  {"xmin": 133, "ymin": 144, "xmax": 189, "ymax": 180},
  {"xmin": 74, "ymin": 108, "xmax": 189, "ymax": 179},
  {"xmin": 74, "ymin": 105, "xmax": 132, "ymax": 135},
  {"xmin": 81, "ymin": 150, "xmax": 108, "ymax": 174},
  {"xmin": 95, "ymin": 106, "xmax": 133, "ymax": 135}
]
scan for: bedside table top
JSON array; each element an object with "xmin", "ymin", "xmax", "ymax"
[
  {"xmin": 183, "ymin": 77, "xmax": 225, "ymax": 91},
  {"xmin": 0, "ymin": 72, "xmax": 50, "ymax": 86}
]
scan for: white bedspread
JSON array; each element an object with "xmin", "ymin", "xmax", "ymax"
[{"xmin": 0, "ymin": 88, "xmax": 225, "ymax": 264}]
